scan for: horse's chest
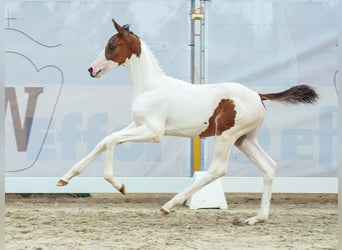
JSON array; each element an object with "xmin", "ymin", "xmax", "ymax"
[{"xmin": 131, "ymin": 93, "xmax": 168, "ymax": 122}]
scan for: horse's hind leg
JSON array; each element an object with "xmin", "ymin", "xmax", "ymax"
[
  {"xmin": 235, "ymin": 129, "xmax": 277, "ymax": 225},
  {"xmin": 161, "ymin": 135, "xmax": 234, "ymax": 214}
]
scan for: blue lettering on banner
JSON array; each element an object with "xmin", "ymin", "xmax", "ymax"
[
  {"xmin": 22, "ymin": 112, "xmax": 162, "ymax": 162},
  {"xmin": 316, "ymin": 106, "xmax": 338, "ymax": 168},
  {"xmin": 281, "ymin": 129, "xmax": 313, "ymax": 161},
  {"xmin": 84, "ymin": 113, "xmax": 108, "ymax": 161},
  {"xmin": 26, "ymin": 117, "xmax": 56, "ymax": 160},
  {"xmin": 4, "ymin": 86, "xmax": 337, "ymax": 170},
  {"xmin": 280, "ymin": 105, "xmax": 337, "ymax": 169},
  {"xmin": 85, "ymin": 113, "xmax": 107, "ymax": 151},
  {"xmin": 59, "ymin": 113, "xmax": 82, "ymax": 160},
  {"xmin": 14, "ymin": 107, "xmax": 337, "ymax": 167}
]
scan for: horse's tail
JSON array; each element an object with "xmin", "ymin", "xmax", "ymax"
[{"xmin": 259, "ymin": 84, "xmax": 318, "ymax": 104}]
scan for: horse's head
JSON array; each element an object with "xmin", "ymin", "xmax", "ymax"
[{"xmin": 88, "ymin": 19, "xmax": 141, "ymax": 78}]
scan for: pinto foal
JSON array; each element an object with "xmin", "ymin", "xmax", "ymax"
[{"xmin": 57, "ymin": 20, "xmax": 318, "ymax": 225}]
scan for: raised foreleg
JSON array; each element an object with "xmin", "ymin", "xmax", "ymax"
[
  {"xmin": 56, "ymin": 122, "xmax": 135, "ymax": 187},
  {"xmin": 235, "ymin": 131, "xmax": 277, "ymax": 225},
  {"xmin": 57, "ymin": 122, "xmax": 164, "ymax": 193}
]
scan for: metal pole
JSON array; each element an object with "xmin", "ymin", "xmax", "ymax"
[
  {"xmin": 190, "ymin": 0, "xmax": 206, "ymax": 174},
  {"xmin": 0, "ymin": 0, "xmax": 5, "ymax": 244},
  {"xmin": 338, "ymin": 0, "xmax": 342, "ymax": 248}
]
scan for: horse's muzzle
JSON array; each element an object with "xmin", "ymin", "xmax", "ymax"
[
  {"xmin": 88, "ymin": 67, "xmax": 95, "ymax": 77},
  {"xmin": 88, "ymin": 67, "xmax": 102, "ymax": 78}
]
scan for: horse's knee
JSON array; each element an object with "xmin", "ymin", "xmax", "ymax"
[
  {"xmin": 91, "ymin": 137, "xmax": 108, "ymax": 153},
  {"xmin": 96, "ymin": 134, "xmax": 117, "ymax": 151},
  {"xmin": 217, "ymin": 168, "xmax": 227, "ymax": 178},
  {"xmin": 208, "ymin": 166, "xmax": 227, "ymax": 179},
  {"xmin": 103, "ymin": 135, "xmax": 115, "ymax": 149},
  {"xmin": 264, "ymin": 164, "xmax": 276, "ymax": 182}
]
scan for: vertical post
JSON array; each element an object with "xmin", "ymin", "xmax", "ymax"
[
  {"xmin": 338, "ymin": 0, "xmax": 342, "ymax": 248},
  {"xmin": 0, "ymin": 0, "xmax": 5, "ymax": 247},
  {"xmin": 190, "ymin": 0, "xmax": 206, "ymax": 174}
]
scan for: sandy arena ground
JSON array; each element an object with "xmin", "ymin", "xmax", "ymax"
[{"xmin": 5, "ymin": 193, "xmax": 337, "ymax": 250}]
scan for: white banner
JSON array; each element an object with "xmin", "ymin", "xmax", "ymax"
[
  {"xmin": 5, "ymin": 85, "xmax": 191, "ymax": 177},
  {"xmin": 205, "ymin": 1, "xmax": 338, "ymax": 177},
  {"xmin": 5, "ymin": 0, "xmax": 191, "ymax": 177},
  {"xmin": 5, "ymin": 0, "xmax": 338, "ymax": 179}
]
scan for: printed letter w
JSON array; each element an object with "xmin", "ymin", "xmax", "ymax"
[{"xmin": 5, "ymin": 87, "xmax": 44, "ymax": 151}]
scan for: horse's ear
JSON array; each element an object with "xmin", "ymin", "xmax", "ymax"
[
  {"xmin": 112, "ymin": 19, "xmax": 124, "ymax": 34},
  {"xmin": 122, "ymin": 24, "xmax": 130, "ymax": 31}
]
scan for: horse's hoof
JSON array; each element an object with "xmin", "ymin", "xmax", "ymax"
[
  {"xmin": 56, "ymin": 179, "xmax": 68, "ymax": 186},
  {"xmin": 159, "ymin": 208, "xmax": 169, "ymax": 215},
  {"xmin": 244, "ymin": 216, "xmax": 266, "ymax": 225},
  {"xmin": 119, "ymin": 184, "xmax": 126, "ymax": 195}
]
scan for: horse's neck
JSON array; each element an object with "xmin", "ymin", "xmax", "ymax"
[{"xmin": 125, "ymin": 40, "xmax": 166, "ymax": 95}]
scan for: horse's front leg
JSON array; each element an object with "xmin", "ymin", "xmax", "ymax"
[
  {"xmin": 57, "ymin": 122, "xmax": 163, "ymax": 193},
  {"xmin": 103, "ymin": 141, "xmax": 126, "ymax": 194},
  {"xmin": 56, "ymin": 122, "xmax": 136, "ymax": 187},
  {"xmin": 56, "ymin": 138, "xmax": 107, "ymax": 187},
  {"xmin": 101, "ymin": 123, "xmax": 164, "ymax": 193}
]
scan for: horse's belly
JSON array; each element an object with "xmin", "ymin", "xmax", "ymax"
[{"xmin": 164, "ymin": 121, "xmax": 207, "ymax": 137}]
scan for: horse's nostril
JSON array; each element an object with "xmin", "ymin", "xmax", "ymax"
[{"xmin": 88, "ymin": 67, "xmax": 96, "ymax": 77}]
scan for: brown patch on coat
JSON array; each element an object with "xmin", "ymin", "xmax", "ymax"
[
  {"xmin": 199, "ymin": 99, "xmax": 236, "ymax": 138},
  {"xmin": 105, "ymin": 23, "xmax": 141, "ymax": 65}
]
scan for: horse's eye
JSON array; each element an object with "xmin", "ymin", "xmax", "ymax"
[{"xmin": 108, "ymin": 44, "xmax": 115, "ymax": 51}]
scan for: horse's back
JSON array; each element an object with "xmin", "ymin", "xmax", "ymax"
[
  {"xmin": 209, "ymin": 82, "xmax": 266, "ymax": 129},
  {"xmin": 164, "ymin": 80, "xmax": 266, "ymax": 137},
  {"xmin": 185, "ymin": 81, "xmax": 265, "ymax": 119}
]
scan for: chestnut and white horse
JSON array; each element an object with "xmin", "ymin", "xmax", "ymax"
[{"xmin": 57, "ymin": 20, "xmax": 318, "ymax": 225}]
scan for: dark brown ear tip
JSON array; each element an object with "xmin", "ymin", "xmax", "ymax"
[
  {"xmin": 112, "ymin": 19, "xmax": 124, "ymax": 34},
  {"xmin": 122, "ymin": 24, "xmax": 130, "ymax": 31}
]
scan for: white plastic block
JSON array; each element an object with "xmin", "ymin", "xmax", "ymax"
[{"xmin": 185, "ymin": 171, "xmax": 228, "ymax": 210}]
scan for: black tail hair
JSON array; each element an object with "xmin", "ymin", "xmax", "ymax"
[{"xmin": 259, "ymin": 84, "xmax": 319, "ymax": 104}]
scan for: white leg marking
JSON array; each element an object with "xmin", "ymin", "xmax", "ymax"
[
  {"xmin": 58, "ymin": 122, "xmax": 136, "ymax": 185},
  {"xmin": 161, "ymin": 136, "xmax": 234, "ymax": 213},
  {"xmin": 235, "ymin": 133, "xmax": 276, "ymax": 225},
  {"xmin": 101, "ymin": 124, "xmax": 162, "ymax": 192},
  {"xmin": 58, "ymin": 122, "xmax": 163, "ymax": 193},
  {"xmin": 57, "ymin": 139, "xmax": 106, "ymax": 185}
]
